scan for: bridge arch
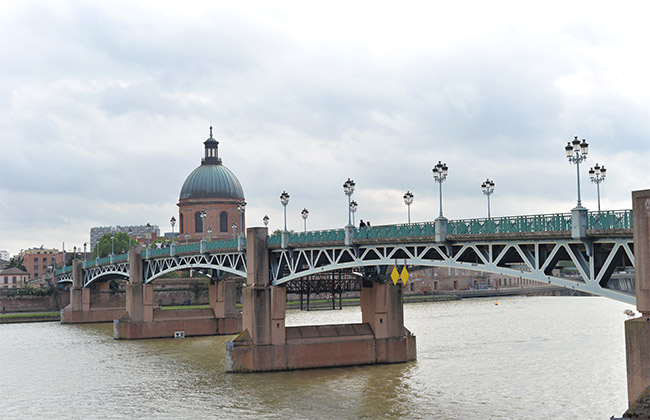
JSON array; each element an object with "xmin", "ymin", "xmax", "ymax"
[{"xmin": 270, "ymin": 238, "xmax": 635, "ymax": 304}]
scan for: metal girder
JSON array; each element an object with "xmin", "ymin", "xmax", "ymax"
[
  {"xmin": 55, "ymin": 234, "xmax": 635, "ymax": 304},
  {"xmin": 143, "ymin": 252, "xmax": 246, "ymax": 283},
  {"xmin": 270, "ymin": 237, "xmax": 635, "ymax": 304}
]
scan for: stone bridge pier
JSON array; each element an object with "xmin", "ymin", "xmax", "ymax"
[
  {"xmin": 626, "ymin": 189, "xmax": 650, "ymax": 408},
  {"xmin": 60, "ymin": 259, "xmax": 126, "ymax": 323},
  {"xmin": 114, "ymin": 246, "xmax": 241, "ymax": 339},
  {"xmin": 226, "ymin": 227, "xmax": 416, "ymax": 372}
]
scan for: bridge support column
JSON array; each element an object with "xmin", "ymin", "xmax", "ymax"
[
  {"xmin": 61, "ymin": 260, "xmax": 125, "ymax": 323},
  {"xmin": 435, "ymin": 216, "xmax": 447, "ymax": 242},
  {"xmin": 361, "ymin": 281, "xmax": 417, "ymax": 363},
  {"xmin": 226, "ymin": 227, "xmax": 416, "ymax": 372},
  {"xmin": 571, "ymin": 206, "xmax": 587, "ymax": 239},
  {"xmin": 625, "ymin": 189, "xmax": 650, "ymax": 408},
  {"xmin": 115, "ymin": 246, "xmax": 241, "ymax": 339}
]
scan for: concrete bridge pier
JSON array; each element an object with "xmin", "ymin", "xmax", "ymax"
[
  {"xmin": 114, "ymin": 246, "xmax": 241, "ymax": 339},
  {"xmin": 625, "ymin": 189, "xmax": 650, "ymax": 408},
  {"xmin": 226, "ymin": 227, "xmax": 416, "ymax": 372},
  {"xmin": 60, "ymin": 259, "xmax": 126, "ymax": 323}
]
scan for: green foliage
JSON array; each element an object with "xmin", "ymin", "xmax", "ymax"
[
  {"xmin": 7, "ymin": 256, "xmax": 27, "ymax": 272},
  {"xmin": 93, "ymin": 232, "xmax": 133, "ymax": 258},
  {"xmin": 3, "ymin": 286, "xmax": 54, "ymax": 297}
]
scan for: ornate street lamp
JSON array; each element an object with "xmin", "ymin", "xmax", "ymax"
[
  {"xmin": 170, "ymin": 216, "xmax": 176, "ymax": 245},
  {"xmin": 128, "ymin": 228, "xmax": 132, "ymax": 247},
  {"xmin": 263, "ymin": 215, "xmax": 269, "ymax": 227},
  {"xmin": 343, "ymin": 178, "xmax": 356, "ymax": 227},
  {"xmin": 184, "ymin": 232, "xmax": 190, "ymax": 245},
  {"xmin": 111, "ymin": 232, "xmax": 115, "ymax": 256},
  {"xmin": 231, "ymin": 222, "xmax": 237, "ymax": 240},
  {"xmin": 237, "ymin": 201, "xmax": 247, "ymax": 239},
  {"xmin": 565, "ymin": 136, "xmax": 589, "ymax": 208},
  {"xmin": 350, "ymin": 200, "xmax": 358, "ymax": 226},
  {"xmin": 301, "ymin": 208, "xmax": 309, "ymax": 232},
  {"xmin": 403, "ymin": 191, "xmax": 414, "ymax": 225},
  {"xmin": 207, "ymin": 227, "xmax": 212, "ymax": 241},
  {"xmin": 481, "ymin": 179, "xmax": 495, "ymax": 218},
  {"xmin": 83, "ymin": 243, "xmax": 87, "ymax": 263},
  {"xmin": 73, "ymin": 246, "xmax": 77, "ymax": 259},
  {"xmin": 589, "ymin": 163, "xmax": 606, "ymax": 212},
  {"xmin": 432, "ymin": 161, "xmax": 448, "ymax": 218},
  {"xmin": 280, "ymin": 191, "xmax": 290, "ymax": 232},
  {"xmin": 199, "ymin": 211, "xmax": 206, "ymax": 241}
]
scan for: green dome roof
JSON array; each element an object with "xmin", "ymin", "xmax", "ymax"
[{"xmin": 180, "ymin": 163, "xmax": 244, "ymax": 200}]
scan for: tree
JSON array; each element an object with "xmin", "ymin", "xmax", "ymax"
[
  {"xmin": 92, "ymin": 232, "xmax": 133, "ymax": 258},
  {"xmin": 7, "ymin": 256, "xmax": 27, "ymax": 271}
]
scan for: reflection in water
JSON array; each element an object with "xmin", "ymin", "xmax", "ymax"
[{"xmin": 0, "ymin": 296, "xmax": 630, "ymax": 419}]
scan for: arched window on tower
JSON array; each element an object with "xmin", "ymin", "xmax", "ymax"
[
  {"xmin": 220, "ymin": 211, "xmax": 228, "ymax": 232},
  {"xmin": 195, "ymin": 212, "xmax": 203, "ymax": 233}
]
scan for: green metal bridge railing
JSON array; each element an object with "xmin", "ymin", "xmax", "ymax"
[{"xmin": 55, "ymin": 209, "xmax": 632, "ymax": 275}]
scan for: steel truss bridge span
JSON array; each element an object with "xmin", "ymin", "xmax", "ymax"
[
  {"xmin": 270, "ymin": 236, "xmax": 635, "ymax": 304},
  {"xmin": 58, "ymin": 251, "xmax": 247, "ymax": 287}
]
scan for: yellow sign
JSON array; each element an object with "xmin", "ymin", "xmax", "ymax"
[
  {"xmin": 400, "ymin": 266, "xmax": 409, "ymax": 285},
  {"xmin": 391, "ymin": 266, "xmax": 399, "ymax": 285},
  {"xmin": 391, "ymin": 266, "xmax": 409, "ymax": 285}
]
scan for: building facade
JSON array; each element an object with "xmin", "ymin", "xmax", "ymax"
[
  {"xmin": 177, "ymin": 127, "xmax": 246, "ymax": 243},
  {"xmin": 404, "ymin": 266, "xmax": 550, "ymax": 295},
  {"xmin": 1, "ymin": 267, "xmax": 30, "ymax": 289},
  {"xmin": 19, "ymin": 247, "xmax": 59, "ymax": 281}
]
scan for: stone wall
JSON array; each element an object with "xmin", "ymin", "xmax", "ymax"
[{"xmin": 0, "ymin": 294, "xmax": 65, "ymax": 312}]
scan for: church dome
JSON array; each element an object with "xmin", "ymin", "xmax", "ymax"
[{"xmin": 179, "ymin": 128, "xmax": 245, "ymax": 201}]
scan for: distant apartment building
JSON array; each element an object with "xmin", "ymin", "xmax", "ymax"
[
  {"xmin": 19, "ymin": 247, "xmax": 59, "ymax": 280},
  {"xmin": 0, "ymin": 250, "xmax": 9, "ymax": 261},
  {"xmin": 1, "ymin": 267, "xmax": 29, "ymax": 289},
  {"xmin": 90, "ymin": 225, "xmax": 160, "ymax": 251}
]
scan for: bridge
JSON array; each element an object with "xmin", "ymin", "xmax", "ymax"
[
  {"xmin": 56, "ymin": 208, "xmax": 635, "ymax": 304},
  {"xmin": 54, "ymin": 191, "xmax": 650, "ymax": 409}
]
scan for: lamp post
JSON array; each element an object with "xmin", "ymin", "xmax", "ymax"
[
  {"xmin": 301, "ymin": 208, "xmax": 309, "ymax": 232},
  {"xmin": 237, "ymin": 201, "xmax": 246, "ymax": 239},
  {"xmin": 111, "ymin": 233, "xmax": 115, "ymax": 257},
  {"xmin": 565, "ymin": 136, "xmax": 589, "ymax": 208},
  {"xmin": 231, "ymin": 223, "xmax": 237, "ymax": 239},
  {"xmin": 280, "ymin": 191, "xmax": 290, "ymax": 232},
  {"xmin": 83, "ymin": 243, "xmax": 87, "ymax": 263},
  {"xmin": 200, "ymin": 210, "xmax": 206, "ymax": 241},
  {"xmin": 280, "ymin": 191, "xmax": 290, "ymax": 248},
  {"xmin": 170, "ymin": 216, "xmax": 176, "ymax": 245},
  {"xmin": 207, "ymin": 227, "xmax": 212, "ymax": 241},
  {"xmin": 403, "ymin": 191, "xmax": 414, "ymax": 225},
  {"xmin": 589, "ymin": 163, "xmax": 606, "ymax": 212},
  {"xmin": 481, "ymin": 179, "xmax": 495, "ymax": 218},
  {"xmin": 343, "ymin": 178, "xmax": 356, "ymax": 227},
  {"xmin": 432, "ymin": 161, "xmax": 448, "ymax": 218},
  {"xmin": 350, "ymin": 200, "xmax": 358, "ymax": 226},
  {"xmin": 128, "ymin": 228, "xmax": 132, "ymax": 247},
  {"xmin": 263, "ymin": 215, "xmax": 269, "ymax": 227},
  {"xmin": 73, "ymin": 246, "xmax": 77, "ymax": 259},
  {"xmin": 185, "ymin": 232, "xmax": 189, "ymax": 245}
]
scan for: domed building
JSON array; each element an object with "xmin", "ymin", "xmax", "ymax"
[{"xmin": 177, "ymin": 128, "xmax": 245, "ymax": 242}]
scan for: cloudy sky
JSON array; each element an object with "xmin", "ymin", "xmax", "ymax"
[{"xmin": 1, "ymin": 1, "xmax": 648, "ymax": 257}]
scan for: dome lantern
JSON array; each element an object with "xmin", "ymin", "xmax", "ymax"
[{"xmin": 202, "ymin": 126, "xmax": 221, "ymax": 165}]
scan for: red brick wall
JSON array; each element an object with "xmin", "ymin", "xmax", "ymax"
[{"xmin": 177, "ymin": 198, "xmax": 245, "ymax": 242}]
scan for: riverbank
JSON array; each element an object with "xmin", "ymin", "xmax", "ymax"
[
  {"xmin": 0, "ymin": 286, "xmax": 582, "ymax": 322},
  {"xmin": 0, "ymin": 312, "xmax": 60, "ymax": 323}
]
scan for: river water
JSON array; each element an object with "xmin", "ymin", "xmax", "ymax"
[{"xmin": 0, "ymin": 296, "xmax": 632, "ymax": 419}]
